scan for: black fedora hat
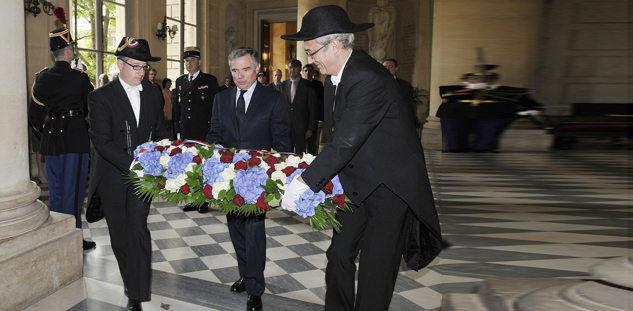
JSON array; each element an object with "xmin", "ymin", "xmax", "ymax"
[
  {"xmin": 114, "ymin": 37, "xmax": 161, "ymax": 62},
  {"xmin": 281, "ymin": 5, "xmax": 374, "ymax": 41}
]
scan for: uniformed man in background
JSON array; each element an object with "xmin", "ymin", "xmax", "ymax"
[
  {"xmin": 28, "ymin": 6, "xmax": 95, "ymax": 250},
  {"xmin": 172, "ymin": 46, "xmax": 220, "ymax": 213}
]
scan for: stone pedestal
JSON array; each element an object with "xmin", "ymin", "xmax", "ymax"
[
  {"xmin": 0, "ymin": 212, "xmax": 82, "ymax": 311},
  {"xmin": 421, "ymin": 116, "xmax": 443, "ymax": 150},
  {"xmin": 443, "ymin": 256, "xmax": 633, "ymax": 311}
]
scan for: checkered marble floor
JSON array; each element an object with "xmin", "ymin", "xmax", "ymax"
[{"xmin": 24, "ymin": 144, "xmax": 632, "ymax": 311}]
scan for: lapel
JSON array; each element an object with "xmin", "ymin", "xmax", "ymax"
[
  {"xmin": 228, "ymin": 88, "xmax": 239, "ymax": 135},
  {"xmin": 138, "ymin": 82, "xmax": 151, "ymax": 142},
  {"xmin": 112, "ymin": 77, "xmax": 138, "ymax": 133},
  {"xmin": 242, "ymin": 84, "xmax": 261, "ymax": 130},
  {"xmin": 324, "ymin": 77, "xmax": 335, "ymax": 143}
]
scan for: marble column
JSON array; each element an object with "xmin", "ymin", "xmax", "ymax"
[{"xmin": 0, "ymin": 2, "xmax": 83, "ymax": 310}]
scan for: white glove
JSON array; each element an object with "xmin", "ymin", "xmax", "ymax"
[
  {"xmin": 177, "ymin": 133, "xmax": 181, "ymax": 140},
  {"xmin": 281, "ymin": 176, "xmax": 310, "ymax": 212},
  {"xmin": 517, "ymin": 110, "xmax": 541, "ymax": 116}
]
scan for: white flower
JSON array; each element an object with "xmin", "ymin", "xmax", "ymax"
[
  {"xmin": 165, "ymin": 173, "xmax": 187, "ymax": 192},
  {"xmin": 184, "ymin": 146, "xmax": 199, "ymax": 155},
  {"xmin": 156, "ymin": 139, "xmax": 171, "ymax": 146},
  {"xmin": 213, "ymin": 150, "xmax": 221, "ymax": 158},
  {"xmin": 134, "ymin": 170, "xmax": 144, "ymax": 178},
  {"xmin": 286, "ymin": 155, "xmax": 303, "ymax": 167},
  {"xmin": 275, "ymin": 162, "xmax": 288, "ymax": 171},
  {"xmin": 160, "ymin": 154, "xmax": 171, "ymax": 167},
  {"xmin": 222, "ymin": 166, "xmax": 236, "ymax": 181},
  {"xmin": 238, "ymin": 150, "xmax": 248, "ymax": 153},
  {"xmin": 302, "ymin": 153, "xmax": 317, "ymax": 165},
  {"xmin": 212, "ymin": 181, "xmax": 231, "ymax": 198},
  {"xmin": 259, "ymin": 161, "xmax": 270, "ymax": 171},
  {"xmin": 185, "ymin": 162, "xmax": 194, "ymax": 173},
  {"xmin": 271, "ymin": 170, "xmax": 287, "ymax": 188},
  {"xmin": 166, "ymin": 146, "xmax": 176, "ymax": 153}
]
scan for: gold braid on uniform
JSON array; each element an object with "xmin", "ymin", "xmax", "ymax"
[
  {"xmin": 31, "ymin": 67, "xmax": 49, "ymax": 106},
  {"xmin": 474, "ymin": 89, "xmax": 531, "ymax": 102}
]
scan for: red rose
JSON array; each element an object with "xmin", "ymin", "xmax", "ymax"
[
  {"xmin": 220, "ymin": 150, "xmax": 234, "ymax": 163},
  {"xmin": 249, "ymin": 150, "xmax": 262, "ymax": 157},
  {"xmin": 263, "ymin": 155, "xmax": 280, "ymax": 166},
  {"xmin": 154, "ymin": 146, "xmax": 165, "ymax": 152},
  {"xmin": 170, "ymin": 147, "xmax": 182, "ymax": 156},
  {"xmin": 185, "ymin": 143, "xmax": 195, "ymax": 148},
  {"xmin": 193, "ymin": 155, "xmax": 202, "ymax": 164},
  {"xmin": 235, "ymin": 161, "xmax": 248, "ymax": 170},
  {"xmin": 203, "ymin": 184, "xmax": 213, "ymax": 199},
  {"xmin": 233, "ymin": 194, "xmax": 245, "ymax": 206},
  {"xmin": 248, "ymin": 157, "xmax": 261, "ymax": 167},
  {"xmin": 180, "ymin": 184, "xmax": 190, "ymax": 195},
  {"xmin": 257, "ymin": 192, "xmax": 270, "ymax": 211},
  {"xmin": 172, "ymin": 140, "xmax": 183, "ymax": 146},
  {"xmin": 332, "ymin": 194, "xmax": 346, "ymax": 207},
  {"xmin": 298, "ymin": 162, "xmax": 309, "ymax": 169},
  {"xmin": 323, "ymin": 181, "xmax": 334, "ymax": 195},
  {"xmin": 157, "ymin": 182, "xmax": 165, "ymax": 189},
  {"xmin": 266, "ymin": 168, "xmax": 275, "ymax": 177},
  {"xmin": 282, "ymin": 166, "xmax": 296, "ymax": 177}
]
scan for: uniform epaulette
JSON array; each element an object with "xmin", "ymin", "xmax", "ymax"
[
  {"xmin": 35, "ymin": 67, "xmax": 49, "ymax": 75},
  {"xmin": 72, "ymin": 67, "xmax": 86, "ymax": 74}
]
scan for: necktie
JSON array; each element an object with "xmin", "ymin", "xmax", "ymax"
[
  {"xmin": 236, "ymin": 89, "xmax": 246, "ymax": 129},
  {"xmin": 291, "ymin": 79, "xmax": 297, "ymax": 103},
  {"xmin": 189, "ymin": 75, "xmax": 193, "ymax": 90}
]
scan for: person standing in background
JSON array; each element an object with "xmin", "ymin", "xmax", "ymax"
[{"xmin": 162, "ymin": 78, "xmax": 174, "ymax": 140}]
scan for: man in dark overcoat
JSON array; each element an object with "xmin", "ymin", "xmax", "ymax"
[
  {"xmin": 279, "ymin": 59, "xmax": 317, "ymax": 154},
  {"xmin": 172, "ymin": 46, "xmax": 220, "ymax": 213},
  {"xmin": 281, "ymin": 6, "xmax": 442, "ymax": 311},
  {"xmin": 206, "ymin": 46, "xmax": 290, "ymax": 311},
  {"xmin": 28, "ymin": 18, "xmax": 95, "ymax": 250},
  {"xmin": 87, "ymin": 37, "xmax": 170, "ymax": 311}
]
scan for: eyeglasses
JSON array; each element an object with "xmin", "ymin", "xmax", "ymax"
[
  {"xmin": 306, "ymin": 43, "xmax": 329, "ymax": 59},
  {"xmin": 384, "ymin": 65, "xmax": 395, "ymax": 69},
  {"xmin": 121, "ymin": 58, "xmax": 150, "ymax": 71}
]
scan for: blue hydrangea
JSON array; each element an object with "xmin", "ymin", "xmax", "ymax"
[
  {"xmin": 232, "ymin": 152, "xmax": 252, "ymax": 163},
  {"xmin": 138, "ymin": 150, "xmax": 163, "ymax": 176},
  {"xmin": 134, "ymin": 142, "xmax": 157, "ymax": 159},
  {"xmin": 165, "ymin": 152, "xmax": 195, "ymax": 179},
  {"xmin": 327, "ymin": 175, "xmax": 345, "ymax": 198},
  {"xmin": 202, "ymin": 156, "xmax": 229, "ymax": 185},
  {"xmin": 286, "ymin": 168, "xmax": 306, "ymax": 185},
  {"xmin": 294, "ymin": 188, "xmax": 325, "ymax": 218},
  {"xmin": 233, "ymin": 167, "xmax": 268, "ymax": 204}
]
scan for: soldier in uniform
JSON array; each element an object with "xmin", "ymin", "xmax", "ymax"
[
  {"xmin": 171, "ymin": 46, "xmax": 220, "ymax": 213},
  {"xmin": 437, "ymin": 66, "xmax": 542, "ymax": 152},
  {"xmin": 28, "ymin": 6, "xmax": 96, "ymax": 251}
]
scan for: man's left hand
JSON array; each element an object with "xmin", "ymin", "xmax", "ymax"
[{"xmin": 305, "ymin": 130, "xmax": 313, "ymax": 139}]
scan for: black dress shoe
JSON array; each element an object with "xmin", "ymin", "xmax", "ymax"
[
  {"xmin": 198, "ymin": 202, "xmax": 209, "ymax": 213},
  {"xmin": 230, "ymin": 278, "xmax": 246, "ymax": 293},
  {"xmin": 82, "ymin": 240, "xmax": 96, "ymax": 250},
  {"xmin": 247, "ymin": 294, "xmax": 262, "ymax": 311},
  {"xmin": 183, "ymin": 204, "xmax": 197, "ymax": 212},
  {"xmin": 127, "ymin": 298, "xmax": 142, "ymax": 311}
]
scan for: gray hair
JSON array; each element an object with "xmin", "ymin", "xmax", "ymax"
[
  {"xmin": 315, "ymin": 33, "xmax": 355, "ymax": 50},
  {"xmin": 228, "ymin": 46, "xmax": 259, "ymax": 68}
]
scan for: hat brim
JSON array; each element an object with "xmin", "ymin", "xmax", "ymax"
[{"xmin": 281, "ymin": 23, "xmax": 374, "ymax": 41}]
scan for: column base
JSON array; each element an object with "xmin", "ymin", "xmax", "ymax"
[{"xmin": 0, "ymin": 212, "xmax": 83, "ymax": 311}]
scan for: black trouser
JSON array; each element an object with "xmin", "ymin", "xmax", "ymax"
[
  {"xmin": 99, "ymin": 172, "xmax": 152, "ymax": 302},
  {"xmin": 227, "ymin": 213, "xmax": 267, "ymax": 296},
  {"xmin": 325, "ymin": 184, "xmax": 410, "ymax": 311}
]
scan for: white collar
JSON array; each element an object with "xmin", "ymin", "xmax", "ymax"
[
  {"xmin": 330, "ymin": 50, "xmax": 353, "ymax": 86},
  {"xmin": 119, "ymin": 78, "xmax": 143, "ymax": 91},
  {"xmin": 189, "ymin": 70, "xmax": 201, "ymax": 80}
]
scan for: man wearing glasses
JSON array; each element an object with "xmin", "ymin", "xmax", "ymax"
[
  {"xmin": 281, "ymin": 6, "xmax": 441, "ymax": 311},
  {"xmin": 87, "ymin": 37, "xmax": 171, "ymax": 311}
]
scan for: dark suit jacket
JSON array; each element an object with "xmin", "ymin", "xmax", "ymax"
[
  {"xmin": 172, "ymin": 72, "xmax": 220, "ymax": 141},
  {"xmin": 301, "ymin": 50, "xmax": 441, "ymax": 239},
  {"xmin": 437, "ymin": 85, "xmax": 542, "ymax": 119},
  {"xmin": 311, "ymin": 79, "xmax": 325, "ymax": 122},
  {"xmin": 267, "ymin": 82, "xmax": 281, "ymax": 92},
  {"xmin": 29, "ymin": 61, "xmax": 94, "ymax": 155},
  {"xmin": 87, "ymin": 77, "xmax": 171, "ymax": 202},
  {"xmin": 279, "ymin": 78, "xmax": 317, "ymax": 135},
  {"xmin": 206, "ymin": 82, "xmax": 290, "ymax": 152}
]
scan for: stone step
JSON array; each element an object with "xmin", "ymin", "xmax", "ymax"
[{"xmin": 442, "ymin": 293, "xmax": 488, "ymax": 311}]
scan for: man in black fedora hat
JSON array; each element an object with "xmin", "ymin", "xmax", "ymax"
[
  {"xmin": 87, "ymin": 36, "xmax": 170, "ymax": 311},
  {"xmin": 28, "ymin": 6, "xmax": 96, "ymax": 251},
  {"xmin": 281, "ymin": 5, "xmax": 442, "ymax": 310}
]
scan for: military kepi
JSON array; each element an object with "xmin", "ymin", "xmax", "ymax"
[
  {"xmin": 281, "ymin": 5, "xmax": 374, "ymax": 41},
  {"xmin": 115, "ymin": 37, "xmax": 161, "ymax": 62},
  {"xmin": 183, "ymin": 47, "xmax": 201, "ymax": 59},
  {"xmin": 49, "ymin": 6, "xmax": 74, "ymax": 51}
]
